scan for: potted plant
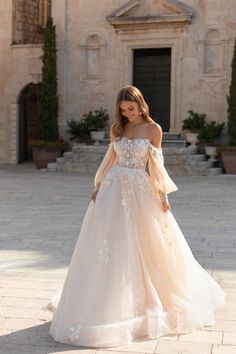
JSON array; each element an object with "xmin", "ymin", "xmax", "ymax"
[
  {"xmin": 83, "ymin": 108, "xmax": 109, "ymax": 145},
  {"xmin": 220, "ymin": 37, "xmax": 236, "ymax": 174},
  {"xmin": 67, "ymin": 119, "xmax": 90, "ymax": 144},
  {"xmin": 182, "ymin": 110, "xmax": 206, "ymax": 146},
  {"xmin": 30, "ymin": 16, "xmax": 65, "ymax": 169},
  {"xmin": 199, "ymin": 121, "xmax": 224, "ymax": 161}
]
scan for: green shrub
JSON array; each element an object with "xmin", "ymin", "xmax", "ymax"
[
  {"xmin": 182, "ymin": 110, "xmax": 206, "ymax": 133},
  {"xmin": 67, "ymin": 119, "xmax": 90, "ymax": 142},
  {"xmin": 83, "ymin": 108, "xmax": 109, "ymax": 131},
  {"xmin": 227, "ymin": 37, "xmax": 236, "ymax": 146},
  {"xmin": 37, "ymin": 16, "xmax": 59, "ymax": 142},
  {"xmin": 199, "ymin": 121, "xmax": 224, "ymax": 145}
]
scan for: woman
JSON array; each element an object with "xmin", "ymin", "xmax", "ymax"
[{"xmin": 49, "ymin": 85, "xmax": 225, "ymax": 348}]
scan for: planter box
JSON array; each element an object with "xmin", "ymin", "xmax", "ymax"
[
  {"xmin": 221, "ymin": 151, "xmax": 236, "ymax": 174},
  {"xmin": 32, "ymin": 147, "xmax": 62, "ymax": 169}
]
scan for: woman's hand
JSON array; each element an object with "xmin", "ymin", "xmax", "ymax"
[
  {"xmin": 91, "ymin": 189, "xmax": 99, "ymax": 202},
  {"xmin": 162, "ymin": 201, "xmax": 171, "ymax": 212},
  {"xmin": 159, "ymin": 191, "xmax": 170, "ymax": 212},
  {"xmin": 91, "ymin": 184, "xmax": 101, "ymax": 202}
]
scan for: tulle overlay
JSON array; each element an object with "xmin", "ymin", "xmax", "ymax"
[{"xmin": 49, "ymin": 138, "xmax": 225, "ymax": 348}]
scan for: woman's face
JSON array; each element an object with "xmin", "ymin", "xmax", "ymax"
[{"xmin": 120, "ymin": 101, "xmax": 141, "ymax": 122}]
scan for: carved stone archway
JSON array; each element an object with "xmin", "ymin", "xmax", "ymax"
[
  {"xmin": 10, "ymin": 80, "xmax": 41, "ymax": 164},
  {"xmin": 10, "ymin": 53, "xmax": 42, "ymax": 164}
]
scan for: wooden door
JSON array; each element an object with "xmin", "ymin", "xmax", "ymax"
[{"xmin": 133, "ymin": 48, "xmax": 171, "ymax": 131}]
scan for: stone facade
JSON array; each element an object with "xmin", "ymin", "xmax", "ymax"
[
  {"xmin": 0, "ymin": 0, "xmax": 236, "ymax": 164},
  {"xmin": 0, "ymin": 0, "xmax": 51, "ymax": 164}
]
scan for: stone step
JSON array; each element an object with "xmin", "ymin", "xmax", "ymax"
[
  {"xmin": 163, "ymin": 132, "xmax": 181, "ymax": 140},
  {"xmin": 189, "ymin": 159, "xmax": 213, "ymax": 170},
  {"xmin": 56, "ymin": 157, "xmax": 65, "ymax": 171},
  {"xmin": 162, "ymin": 140, "xmax": 186, "ymax": 148},
  {"xmin": 62, "ymin": 151, "xmax": 72, "ymax": 163},
  {"xmin": 102, "ymin": 133, "xmax": 184, "ymax": 144},
  {"xmin": 198, "ymin": 160, "xmax": 214, "ymax": 169},
  {"xmin": 206, "ymin": 167, "xmax": 223, "ymax": 176},
  {"xmin": 51, "ymin": 142, "xmax": 223, "ymax": 176},
  {"xmin": 88, "ymin": 140, "xmax": 188, "ymax": 150},
  {"xmin": 188, "ymin": 154, "xmax": 206, "ymax": 162},
  {"xmin": 47, "ymin": 163, "xmax": 57, "ymax": 172},
  {"xmin": 63, "ymin": 151, "xmax": 72, "ymax": 159},
  {"xmin": 163, "ymin": 146, "xmax": 198, "ymax": 155}
]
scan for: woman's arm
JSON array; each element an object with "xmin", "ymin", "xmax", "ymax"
[
  {"xmin": 91, "ymin": 128, "xmax": 117, "ymax": 202},
  {"xmin": 148, "ymin": 123, "xmax": 178, "ymax": 212}
]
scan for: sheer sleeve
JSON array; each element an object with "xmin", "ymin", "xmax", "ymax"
[
  {"xmin": 148, "ymin": 144, "xmax": 178, "ymax": 197},
  {"xmin": 94, "ymin": 142, "xmax": 117, "ymax": 188}
]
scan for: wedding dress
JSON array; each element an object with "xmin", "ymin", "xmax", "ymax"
[{"xmin": 49, "ymin": 137, "xmax": 225, "ymax": 348}]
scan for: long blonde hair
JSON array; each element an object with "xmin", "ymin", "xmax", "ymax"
[{"xmin": 111, "ymin": 85, "xmax": 153, "ymax": 140}]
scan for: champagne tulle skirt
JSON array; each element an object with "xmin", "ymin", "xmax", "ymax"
[{"xmin": 49, "ymin": 166, "xmax": 225, "ymax": 348}]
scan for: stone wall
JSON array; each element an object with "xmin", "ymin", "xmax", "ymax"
[
  {"xmin": 0, "ymin": 1, "xmax": 43, "ymax": 164},
  {"xmin": 0, "ymin": 0, "xmax": 236, "ymax": 165},
  {"xmin": 52, "ymin": 0, "xmax": 236, "ymax": 138}
]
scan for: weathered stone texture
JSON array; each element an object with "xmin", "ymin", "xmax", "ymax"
[{"xmin": 0, "ymin": 0, "xmax": 236, "ymax": 164}]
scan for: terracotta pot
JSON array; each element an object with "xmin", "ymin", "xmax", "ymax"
[
  {"xmin": 221, "ymin": 151, "xmax": 236, "ymax": 174},
  {"xmin": 32, "ymin": 147, "xmax": 62, "ymax": 169}
]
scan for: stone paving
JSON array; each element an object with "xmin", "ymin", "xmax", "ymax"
[{"xmin": 0, "ymin": 163, "xmax": 236, "ymax": 354}]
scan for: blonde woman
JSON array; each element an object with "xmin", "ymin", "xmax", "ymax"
[{"xmin": 49, "ymin": 86, "xmax": 225, "ymax": 348}]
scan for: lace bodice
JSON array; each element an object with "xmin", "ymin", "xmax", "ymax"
[
  {"xmin": 94, "ymin": 136, "xmax": 178, "ymax": 196},
  {"xmin": 114, "ymin": 137, "xmax": 150, "ymax": 169}
]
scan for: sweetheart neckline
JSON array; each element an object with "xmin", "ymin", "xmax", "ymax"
[
  {"xmin": 122, "ymin": 136, "xmax": 150, "ymax": 142},
  {"xmin": 120, "ymin": 136, "xmax": 162, "ymax": 150}
]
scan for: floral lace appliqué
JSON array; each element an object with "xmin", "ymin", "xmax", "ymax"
[
  {"xmin": 156, "ymin": 264, "xmax": 162, "ymax": 282},
  {"xmin": 68, "ymin": 324, "xmax": 82, "ymax": 341},
  {"xmin": 98, "ymin": 239, "xmax": 110, "ymax": 266},
  {"xmin": 114, "ymin": 137, "xmax": 149, "ymax": 169},
  {"xmin": 121, "ymin": 175, "xmax": 133, "ymax": 226},
  {"xmin": 103, "ymin": 138, "xmax": 158, "ymax": 199},
  {"xmin": 160, "ymin": 220, "xmax": 172, "ymax": 247}
]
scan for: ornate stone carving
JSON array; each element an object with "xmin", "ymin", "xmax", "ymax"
[{"xmin": 106, "ymin": 0, "xmax": 194, "ymax": 31}]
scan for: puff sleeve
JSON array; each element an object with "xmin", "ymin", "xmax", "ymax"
[
  {"xmin": 148, "ymin": 144, "xmax": 178, "ymax": 198},
  {"xmin": 94, "ymin": 142, "xmax": 117, "ymax": 189}
]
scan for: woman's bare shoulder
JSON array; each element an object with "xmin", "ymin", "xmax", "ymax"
[
  {"xmin": 148, "ymin": 122, "xmax": 162, "ymax": 136},
  {"xmin": 148, "ymin": 122, "xmax": 163, "ymax": 147}
]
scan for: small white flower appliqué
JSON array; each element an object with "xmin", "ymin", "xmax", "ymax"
[
  {"xmin": 161, "ymin": 221, "xmax": 172, "ymax": 247},
  {"xmin": 121, "ymin": 198, "xmax": 127, "ymax": 207},
  {"xmin": 68, "ymin": 324, "xmax": 82, "ymax": 341},
  {"xmin": 156, "ymin": 265, "xmax": 162, "ymax": 282},
  {"xmin": 98, "ymin": 239, "xmax": 110, "ymax": 266}
]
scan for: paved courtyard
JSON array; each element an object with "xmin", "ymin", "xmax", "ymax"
[{"xmin": 0, "ymin": 163, "xmax": 236, "ymax": 354}]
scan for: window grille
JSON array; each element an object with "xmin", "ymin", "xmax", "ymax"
[{"xmin": 39, "ymin": 0, "xmax": 51, "ymax": 27}]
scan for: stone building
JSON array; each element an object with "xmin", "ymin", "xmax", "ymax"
[{"xmin": 0, "ymin": 0, "xmax": 235, "ymax": 164}]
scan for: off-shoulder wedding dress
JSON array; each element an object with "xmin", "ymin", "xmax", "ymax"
[{"xmin": 49, "ymin": 137, "xmax": 225, "ymax": 348}]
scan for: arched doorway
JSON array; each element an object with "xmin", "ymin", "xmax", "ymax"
[{"xmin": 18, "ymin": 83, "xmax": 41, "ymax": 163}]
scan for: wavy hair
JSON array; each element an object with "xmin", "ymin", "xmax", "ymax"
[{"xmin": 111, "ymin": 85, "xmax": 153, "ymax": 140}]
